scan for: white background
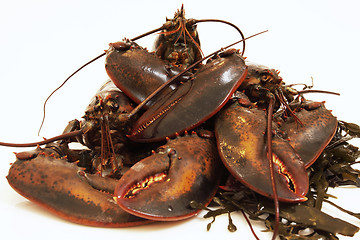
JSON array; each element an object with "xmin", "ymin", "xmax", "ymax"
[{"xmin": 0, "ymin": 0, "xmax": 360, "ymax": 239}]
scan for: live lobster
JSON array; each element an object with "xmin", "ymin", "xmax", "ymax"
[{"xmin": 0, "ymin": 5, "xmax": 352, "ymax": 239}]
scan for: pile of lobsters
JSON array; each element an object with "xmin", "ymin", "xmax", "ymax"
[{"xmin": 2, "ymin": 6, "xmax": 359, "ymax": 240}]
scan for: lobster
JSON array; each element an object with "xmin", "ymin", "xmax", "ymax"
[{"xmin": 0, "ymin": 5, "xmax": 346, "ymax": 239}]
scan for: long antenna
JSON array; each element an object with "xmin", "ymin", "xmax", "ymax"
[
  {"xmin": 0, "ymin": 130, "xmax": 83, "ymax": 147},
  {"xmin": 38, "ymin": 53, "xmax": 105, "ymax": 136},
  {"xmin": 37, "ymin": 26, "xmax": 167, "ymax": 136},
  {"xmin": 194, "ymin": 19, "xmax": 246, "ymax": 56}
]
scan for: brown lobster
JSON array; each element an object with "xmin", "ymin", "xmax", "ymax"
[{"xmin": 0, "ymin": 6, "xmax": 338, "ymax": 239}]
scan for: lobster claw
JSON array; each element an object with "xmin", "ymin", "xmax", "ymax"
[
  {"xmin": 215, "ymin": 99, "xmax": 337, "ymax": 202},
  {"xmin": 215, "ymin": 101, "xmax": 308, "ymax": 202},
  {"xmin": 114, "ymin": 134, "xmax": 223, "ymax": 221},
  {"xmin": 7, "ymin": 147, "xmax": 148, "ymax": 227},
  {"xmin": 128, "ymin": 50, "xmax": 248, "ymax": 142},
  {"xmin": 105, "ymin": 43, "xmax": 169, "ymax": 105},
  {"xmin": 279, "ymin": 101, "xmax": 338, "ymax": 167}
]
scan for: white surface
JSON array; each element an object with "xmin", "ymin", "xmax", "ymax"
[{"xmin": 0, "ymin": 0, "xmax": 360, "ymax": 239}]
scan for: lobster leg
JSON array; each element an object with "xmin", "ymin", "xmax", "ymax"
[
  {"xmin": 7, "ymin": 146, "xmax": 149, "ymax": 227},
  {"xmin": 114, "ymin": 133, "xmax": 223, "ymax": 221}
]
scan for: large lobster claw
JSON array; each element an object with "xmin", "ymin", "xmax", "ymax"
[
  {"xmin": 128, "ymin": 51, "xmax": 248, "ymax": 142},
  {"xmin": 7, "ymin": 147, "xmax": 148, "ymax": 227},
  {"xmin": 215, "ymin": 101, "xmax": 308, "ymax": 202},
  {"xmin": 114, "ymin": 134, "xmax": 223, "ymax": 221},
  {"xmin": 105, "ymin": 43, "xmax": 169, "ymax": 105},
  {"xmin": 105, "ymin": 42, "xmax": 191, "ymax": 107},
  {"xmin": 215, "ymin": 99, "xmax": 336, "ymax": 202}
]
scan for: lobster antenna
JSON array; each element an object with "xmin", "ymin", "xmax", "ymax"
[
  {"xmin": 38, "ymin": 53, "xmax": 105, "ymax": 136},
  {"xmin": 0, "ymin": 130, "xmax": 83, "ymax": 148},
  {"xmin": 38, "ymin": 26, "xmax": 167, "ymax": 136},
  {"xmin": 265, "ymin": 96, "xmax": 280, "ymax": 240},
  {"xmin": 193, "ymin": 19, "xmax": 246, "ymax": 56},
  {"xmin": 297, "ymin": 89, "xmax": 340, "ymax": 96},
  {"xmin": 127, "ymin": 30, "xmax": 268, "ymax": 118}
]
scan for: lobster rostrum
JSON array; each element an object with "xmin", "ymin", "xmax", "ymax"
[{"xmin": 1, "ymin": 6, "xmax": 339, "ymax": 238}]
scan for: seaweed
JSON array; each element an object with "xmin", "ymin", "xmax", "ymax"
[{"xmin": 192, "ymin": 121, "xmax": 360, "ymax": 239}]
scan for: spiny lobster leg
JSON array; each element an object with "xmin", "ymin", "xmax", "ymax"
[
  {"xmin": 215, "ymin": 100, "xmax": 308, "ymax": 202},
  {"xmin": 114, "ymin": 133, "xmax": 223, "ymax": 221},
  {"xmin": 7, "ymin": 147, "xmax": 149, "ymax": 227}
]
